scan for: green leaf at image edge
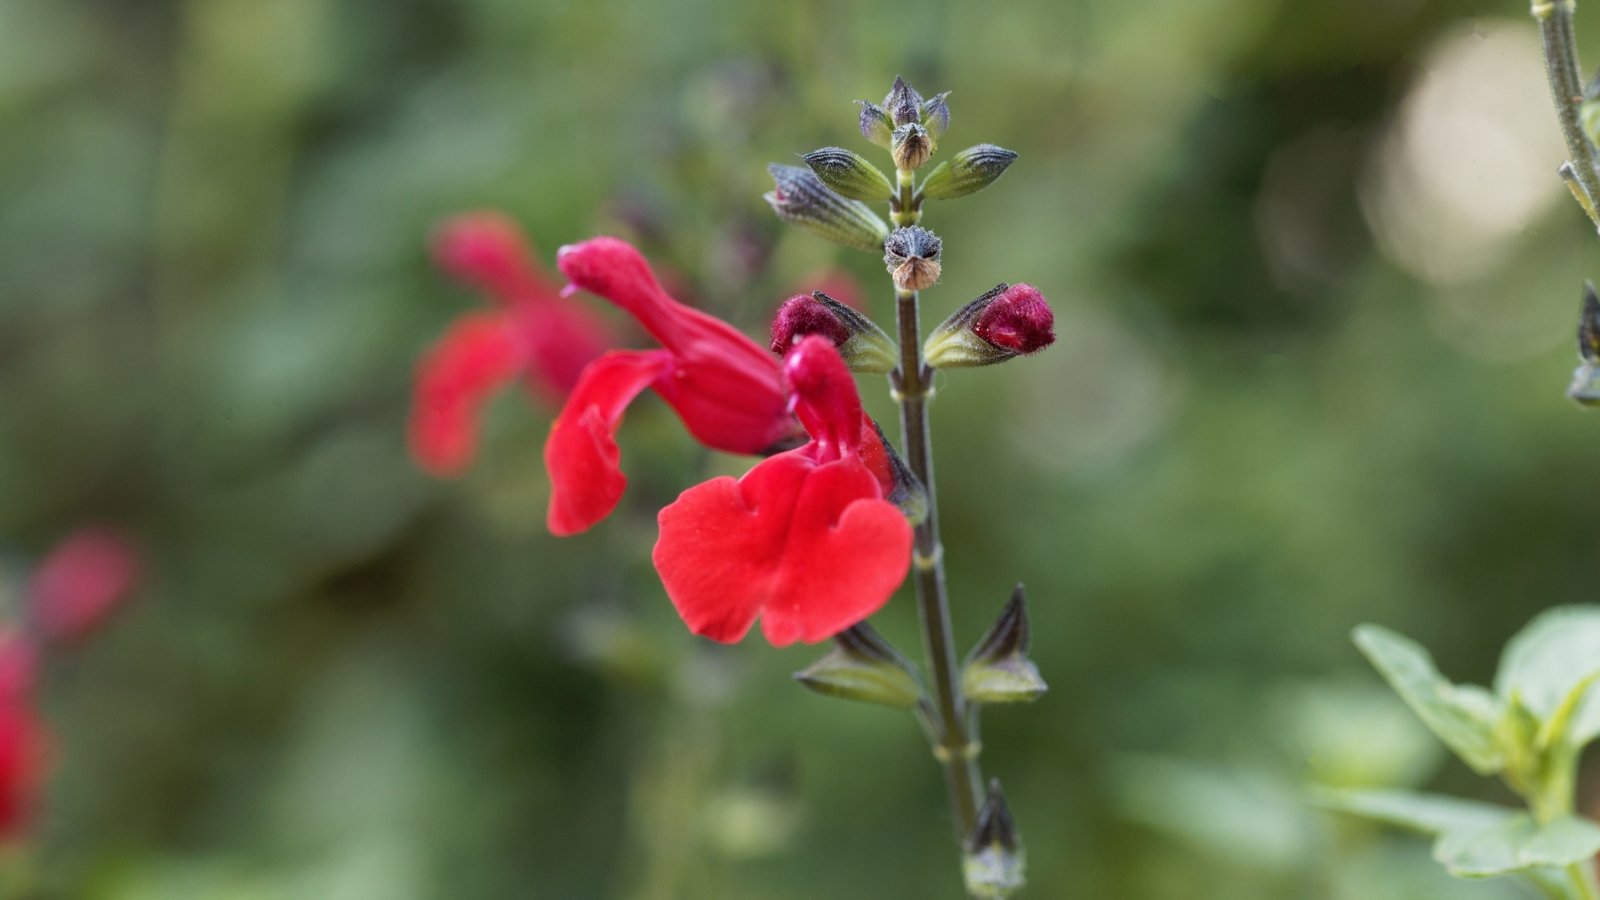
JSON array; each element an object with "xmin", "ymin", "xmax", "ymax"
[
  {"xmin": 1317, "ymin": 788, "xmax": 1600, "ymax": 879},
  {"xmin": 1495, "ymin": 606, "xmax": 1600, "ymax": 750}
]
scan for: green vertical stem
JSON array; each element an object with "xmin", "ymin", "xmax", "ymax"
[
  {"xmin": 1536, "ymin": 0, "xmax": 1600, "ymax": 208},
  {"xmin": 1567, "ymin": 862, "xmax": 1600, "ymax": 900},
  {"xmin": 889, "ymin": 166, "xmax": 984, "ymax": 846}
]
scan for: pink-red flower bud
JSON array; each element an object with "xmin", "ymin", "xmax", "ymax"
[
  {"xmin": 771, "ymin": 295, "xmax": 852, "ymax": 355},
  {"xmin": 770, "ymin": 293, "xmax": 898, "ymax": 374},
  {"xmin": 973, "ymin": 284, "xmax": 1055, "ymax": 355},
  {"xmin": 924, "ymin": 283, "xmax": 1056, "ymax": 368}
]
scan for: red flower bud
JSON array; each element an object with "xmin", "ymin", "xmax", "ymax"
[
  {"xmin": 771, "ymin": 294, "xmax": 851, "ymax": 356},
  {"xmin": 924, "ymin": 283, "xmax": 1056, "ymax": 368},
  {"xmin": 973, "ymin": 284, "xmax": 1055, "ymax": 355},
  {"xmin": 411, "ymin": 213, "xmax": 614, "ymax": 476}
]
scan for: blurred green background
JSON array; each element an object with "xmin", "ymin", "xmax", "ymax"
[{"xmin": 2, "ymin": 0, "xmax": 1598, "ymax": 896}]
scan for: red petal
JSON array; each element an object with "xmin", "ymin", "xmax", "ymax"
[
  {"xmin": 432, "ymin": 211, "xmax": 548, "ymax": 304},
  {"xmin": 783, "ymin": 336, "xmax": 863, "ymax": 462},
  {"xmin": 410, "ymin": 312, "xmax": 525, "ymax": 476},
  {"xmin": 545, "ymin": 350, "xmax": 674, "ymax": 535},
  {"xmin": 558, "ymin": 237, "xmax": 795, "ymax": 453},
  {"xmin": 652, "ymin": 453, "xmax": 912, "ymax": 646},
  {"xmin": 26, "ymin": 530, "xmax": 139, "ymax": 645},
  {"xmin": 510, "ymin": 298, "xmax": 615, "ymax": 402},
  {"xmin": 0, "ymin": 701, "xmax": 45, "ymax": 841}
]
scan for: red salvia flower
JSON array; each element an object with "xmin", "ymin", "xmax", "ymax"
[
  {"xmin": 545, "ymin": 237, "xmax": 802, "ymax": 535},
  {"xmin": 410, "ymin": 212, "xmax": 613, "ymax": 476},
  {"xmin": 652, "ymin": 336, "xmax": 913, "ymax": 646}
]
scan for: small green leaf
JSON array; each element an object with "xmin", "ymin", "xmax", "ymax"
[
  {"xmin": 1317, "ymin": 789, "xmax": 1600, "ymax": 880},
  {"xmin": 1435, "ymin": 814, "xmax": 1600, "ymax": 878},
  {"xmin": 1494, "ymin": 606, "xmax": 1600, "ymax": 748},
  {"xmin": 1353, "ymin": 625, "xmax": 1506, "ymax": 774},
  {"xmin": 1314, "ymin": 787, "xmax": 1511, "ymax": 836}
]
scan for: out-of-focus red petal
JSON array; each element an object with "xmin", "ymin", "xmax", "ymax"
[
  {"xmin": 432, "ymin": 211, "xmax": 548, "ymax": 303},
  {"xmin": 410, "ymin": 312, "xmax": 525, "ymax": 476},
  {"xmin": 510, "ymin": 299, "xmax": 615, "ymax": 402},
  {"xmin": 546, "ymin": 349, "xmax": 674, "ymax": 535},
  {"xmin": 0, "ymin": 701, "xmax": 45, "ymax": 842},
  {"xmin": 557, "ymin": 237, "xmax": 795, "ymax": 453},
  {"xmin": 652, "ymin": 452, "xmax": 912, "ymax": 646},
  {"xmin": 0, "ymin": 635, "xmax": 35, "ymax": 704},
  {"xmin": 26, "ymin": 530, "xmax": 139, "ymax": 645}
]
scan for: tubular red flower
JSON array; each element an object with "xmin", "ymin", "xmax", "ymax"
[
  {"xmin": 543, "ymin": 238, "xmax": 802, "ymax": 535},
  {"xmin": 409, "ymin": 213, "xmax": 612, "ymax": 477},
  {"xmin": 556, "ymin": 237, "xmax": 795, "ymax": 454},
  {"xmin": 26, "ymin": 530, "xmax": 139, "ymax": 645},
  {"xmin": 652, "ymin": 337, "xmax": 912, "ymax": 646}
]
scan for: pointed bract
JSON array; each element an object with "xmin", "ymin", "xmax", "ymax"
[
  {"xmin": 794, "ymin": 623, "xmax": 925, "ymax": 709},
  {"xmin": 885, "ymin": 76, "xmax": 924, "ymax": 126},
  {"xmin": 857, "ymin": 101, "xmax": 893, "ymax": 149},
  {"xmin": 921, "ymin": 91, "xmax": 952, "ymax": 138},
  {"xmin": 964, "ymin": 779, "xmax": 1026, "ymax": 898},
  {"xmin": 963, "ymin": 585, "xmax": 1048, "ymax": 704}
]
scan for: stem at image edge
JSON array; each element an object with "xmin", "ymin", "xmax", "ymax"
[
  {"xmin": 889, "ymin": 165, "xmax": 985, "ymax": 849},
  {"xmin": 1566, "ymin": 862, "xmax": 1600, "ymax": 900},
  {"xmin": 1536, "ymin": 0, "xmax": 1600, "ymax": 210}
]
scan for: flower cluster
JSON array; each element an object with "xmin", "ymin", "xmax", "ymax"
[
  {"xmin": 412, "ymin": 225, "xmax": 917, "ymax": 645},
  {"xmin": 0, "ymin": 529, "xmax": 138, "ymax": 840}
]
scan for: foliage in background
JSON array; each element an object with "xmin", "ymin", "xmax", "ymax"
[{"xmin": 2, "ymin": 0, "xmax": 1599, "ymax": 897}]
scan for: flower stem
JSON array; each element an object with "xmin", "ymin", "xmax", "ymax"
[
  {"xmin": 1567, "ymin": 862, "xmax": 1600, "ymax": 900},
  {"xmin": 1535, "ymin": 0, "xmax": 1600, "ymax": 218},
  {"xmin": 888, "ymin": 168, "xmax": 985, "ymax": 849}
]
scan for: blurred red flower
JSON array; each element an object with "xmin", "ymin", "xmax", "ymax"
[
  {"xmin": 652, "ymin": 336, "xmax": 912, "ymax": 646},
  {"xmin": 411, "ymin": 212, "xmax": 614, "ymax": 476},
  {"xmin": 26, "ymin": 529, "xmax": 140, "ymax": 645},
  {"xmin": 545, "ymin": 237, "xmax": 802, "ymax": 535}
]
